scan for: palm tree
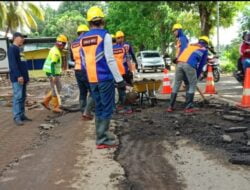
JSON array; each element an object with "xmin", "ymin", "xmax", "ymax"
[{"xmin": 2, "ymin": 2, "xmax": 44, "ymax": 37}]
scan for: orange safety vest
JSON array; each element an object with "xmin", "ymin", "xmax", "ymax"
[
  {"xmin": 113, "ymin": 46, "xmax": 126, "ymax": 75},
  {"xmin": 71, "ymin": 41, "xmax": 81, "ymax": 70},
  {"xmin": 80, "ymin": 29, "xmax": 113, "ymax": 83}
]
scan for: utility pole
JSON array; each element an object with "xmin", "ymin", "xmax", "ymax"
[{"xmin": 216, "ymin": 1, "xmax": 220, "ymax": 55}]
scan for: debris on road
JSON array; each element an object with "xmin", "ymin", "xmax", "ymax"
[
  {"xmin": 222, "ymin": 135, "xmax": 233, "ymax": 143},
  {"xmin": 224, "ymin": 127, "xmax": 248, "ymax": 133},
  {"xmin": 39, "ymin": 124, "xmax": 55, "ymax": 130},
  {"xmin": 222, "ymin": 115, "xmax": 244, "ymax": 122}
]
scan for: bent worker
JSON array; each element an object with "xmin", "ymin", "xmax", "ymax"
[
  {"xmin": 8, "ymin": 32, "xmax": 32, "ymax": 126},
  {"xmin": 42, "ymin": 34, "xmax": 68, "ymax": 113},
  {"xmin": 79, "ymin": 6, "xmax": 125, "ymax": 149},
  {"xmin": 70, "ymin": 24, "xmax": 94, "ymax": 120},
  {"xmin": 167, "ymin": 36, "xmax": 209, "ymax": 113}
]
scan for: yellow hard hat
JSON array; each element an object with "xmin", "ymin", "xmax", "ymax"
[
  {"xmin": 172, "ymin": 23, "xmax": 182, "ymax": 31},
  {"xmin": 116, "ymin": 31, "xmax": 125, "ymax": 38},
  {"xmin": 77, "ymin": 24, "xmax": 89, "ymax": 33},
  {"xmin": 199, "ymin": 36, "xmax": 210, "ymax": 44},
  {"xmin": 56, "ymin": 34, "xmax": 68, "ymax": 43},
  {"xmin": 87, "ymin": 6, "xmax": 105, "ymax": 22}
]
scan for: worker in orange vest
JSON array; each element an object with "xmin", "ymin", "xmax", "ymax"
[
  {"xmin": 70, "ymin": 24, "xmax": 94, "ymax": 120},
  {"xmin": 167, "ymin": 36, "xmax": 209, "ymax": 113},
  {"xmin": 79, "ymin": 6, "xmax": 125, "ymax": 149},
  {"xmin": 113, "ymin": 37, "xmax": 133, "ymax": 114}
]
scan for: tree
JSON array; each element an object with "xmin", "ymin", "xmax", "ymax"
[
  {"xmin": 1, "ymin": 2, "xmax": 44, "ymax": 36},
  {"xmin": 30, "ymin": 7, "xmax": 86, "ymax": 41},
  {"xmin": 239, "ymin": 5, "xmax": 250, "ymax": 31},
  {"xmin": 57, "ymin": 1, "xmax": 106, "ymax": 16},
  {"xmin": 106, "ymin": 2, "xmax": 177, "ymax": 55},
  {"xmin": 168, "ymin": 1, "xmax": 245, "ymax": 36}
]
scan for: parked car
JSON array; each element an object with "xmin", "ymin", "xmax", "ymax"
[{"xmin": 136, "ymin": 51, "xmax": 165, "ymax": 73}]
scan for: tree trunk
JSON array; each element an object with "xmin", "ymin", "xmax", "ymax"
[
  {"xmin": 160, "ymin": 23, "xmax": 167, "ymax": 55},
  {"xmin": 4, "ymin": 25, "xmax": 10, "ymax": 37},
  {"xmin": 198, "ymin": 3, "xmax": 213, "ymax": 36}
]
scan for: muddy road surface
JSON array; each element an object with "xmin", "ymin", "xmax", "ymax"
[
  {"xmin": 113, "ymin": 99, "xmax": 250, "ymax": 190},
  {"xmin": 1, "ymin": 72, "xmax": 250, "ymax": 190}
]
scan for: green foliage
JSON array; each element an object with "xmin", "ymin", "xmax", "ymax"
[
  {"xmin": 0, "ymin": 2, "xmax": 44, "ymax": 36},
  {"xmin": 239, "ymin": 5, "xmax": 250, "ymax": 31},
  {"xmin": 169, "ymin": 1, "xmax": 244, "ymax": 36},
  {"xmin": 30, "ymin": 7, "xmax": 86, "ymax": 41},
  {"xmin": 106, "ymin": 2, "xmax": 177, "ymax": 55},
  {"xmin": 221, "ymin": 39, "xmax": 240, "ymax": 72}
]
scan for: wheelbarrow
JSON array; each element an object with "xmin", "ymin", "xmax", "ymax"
[{"xmin": 132, "ymin": 79, "xmax": 162, "ymax": 106}]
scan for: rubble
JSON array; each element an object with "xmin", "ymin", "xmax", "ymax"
[
  {"xmin": 222, "ymin": 115, "xmax": 244, "ymax": 122},
  {"xmin": 224, "ymin": 127, "xmax": 248, "ymax": 133},
  {"xmin": 222, "ymin": 135, "xmax": 232, "ymax": 143},
  {"xmin": 39, "ymin": 124, "xmax": 55, "ymax": 130},
  {"xmin": 229, "ymin": 155, "xmax": 250, "ymax": 166}
]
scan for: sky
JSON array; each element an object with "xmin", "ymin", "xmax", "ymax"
[{"xmin": 8, "ymin": 1, "xmax": 242, "ymax": 46}]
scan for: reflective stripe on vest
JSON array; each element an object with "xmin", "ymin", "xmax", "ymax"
[
  {"xmin": 43, "ymin": 46, "xmax": 62, "ymax": 74},
  {"xmin": 178, "ymin": 44, "xmax": 203, "ymax": 63},
  {"xmin": 71, "ymin": 42, "xmax": 81, "ymax": 70},
  {"xmin": 113, "ymin": 47, "xmax": 126, "ymax": 75},
  {"xmin": 81, "ymin": 35, "xmax": 103, "ymax": 83}
]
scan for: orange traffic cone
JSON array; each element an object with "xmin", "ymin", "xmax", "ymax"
[
  {"xmin": 204, "ymin": 65, "xmax": 217, "ymax": 94},
  {"xmin": 237, "ymin": 68, "xmax": 250, "ymax": 108},
  {"xmin": 161, "ymin": 69, "xmax": 172, "ymax": 94}
]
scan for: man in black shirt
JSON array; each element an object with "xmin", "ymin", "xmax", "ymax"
[{"xmin": 8, "ymin": 32, "xmax": 31, "ymax": 126}]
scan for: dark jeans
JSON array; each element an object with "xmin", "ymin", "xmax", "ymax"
[
  {"xmin": 75, "ymin": 70, "xmax": 92, "ymax": 113},
  {"xmin": 90, "ymin": 80, "xmax": 115, "ymax": 120},
  {"xmin": 243, "ymin": 58, "xmax": 250, "ymax": 72},
  {"xmin": 12, "ymin": 82, "xmax": 27, "ymax": 121}
]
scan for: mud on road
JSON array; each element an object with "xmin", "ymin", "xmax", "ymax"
[{"xmin": 113, "ymin": 99, "xmax": 250, "ymax": 190}]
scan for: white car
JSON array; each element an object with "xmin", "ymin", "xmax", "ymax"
[{"xmin": 136, "ymin": 51, "xmax": 165, "ymax": 73}]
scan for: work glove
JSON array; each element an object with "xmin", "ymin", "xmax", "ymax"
[
  {"xmin": 172, "ymin": 58, "xmax": 178, "ymax": 64},
  {"xmin": 116, "ymin": 80, "xmax": 126, "ymax": 90},
  {"xmin": 127, "ymin": 71, "xmax": 133, "ymax": 79}
]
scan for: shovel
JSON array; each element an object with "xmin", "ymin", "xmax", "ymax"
[{"xmin": 196, "ymin": 86, "xmax": 209, "ymax": 104}]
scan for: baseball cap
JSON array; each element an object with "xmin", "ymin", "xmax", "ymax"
[{"xmin": 13, "ymin": 32, "xmax": 25, "ymax": 39}]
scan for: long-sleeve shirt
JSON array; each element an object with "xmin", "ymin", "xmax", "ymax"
[
  {"xmin": 240, "ymin": 42, "xmax": 250, "ymax": 60},
  {"xmin": 104, "ymin": 34, "xmax": 123, "ymax": 83},
  {"xmin": 8, "ymin": 44, "xmax": 29, "ymax": 83},
  {"xmin": 175, "ymin": 29, "xmax": 189, "ymax": 58},
  {"xmin": 177, "ymin": 43, "xmax": 208, "ymax": 78}
]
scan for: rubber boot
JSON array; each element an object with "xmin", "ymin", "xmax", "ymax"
[
  {"xmin": 82, "ymin": 96, "xmax": 94, "ymax": 121},
  {"xmin": 184, "ymin": 93, "xmax": 197, "ymax": 113},
  {"xmin": 96, "ymin": 119, "xmax": 117, "ymax": 149},
  {"xmin": 167, "ymin": 93, "xmax": 177, "ymax": 112},
  {"xmin": 41, "ymin": 91, "xmax": 52, "ymax": 110},
  {"xmin": 79, "ymin": 99, "xmax": 85, "ymax": 114},
  {"xmin": 51, "ymin": 96, "xmax": 63, "ymax": 113}
]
